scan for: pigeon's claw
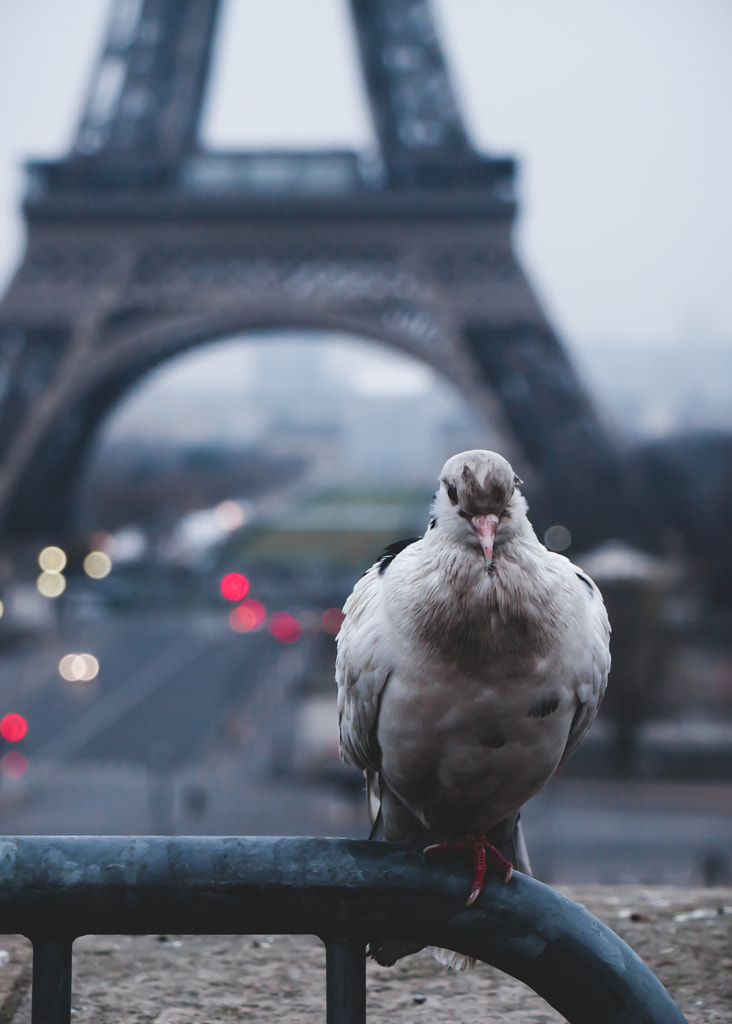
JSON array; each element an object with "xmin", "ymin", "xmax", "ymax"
[
  {"xmin": 484, "ymin": 840, "xmax": 514, "ymax": 885},
  {"xmin": 423, "ymin": 837, "xmax": 470, "ymax": 855},
  {"xmin": 465, "ymin": 839, "xmax": 487, "ymax": 906},
  {"xmin": 424, "ymin": 828, "xmax": 513, "ymax": 906}
]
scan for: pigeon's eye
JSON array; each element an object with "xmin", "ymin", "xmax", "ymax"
[{"xmin": 445, "ymin": 482, "xmax": 459, "ymax": 505}]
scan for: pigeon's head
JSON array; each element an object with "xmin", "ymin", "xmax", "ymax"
[{"xmin": 434, "ymin": 450, "xmax": 525, "ymax": 563}]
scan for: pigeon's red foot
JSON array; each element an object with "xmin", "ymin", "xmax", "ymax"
[{"xmin": 424, "ymin": 828, "xmax": 513, "ymax": 906}]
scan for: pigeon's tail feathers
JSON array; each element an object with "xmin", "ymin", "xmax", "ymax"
[
  {"xmin": 427, "ymin": 947, "xmax": 474, "ymax": 971},
  {"xmin": 367, "ymin": 940, "xmax": 424, "ymax": 966},
  {"xmin": 369, "ymin": 943, "xmax": 473, "ymax": 972}
]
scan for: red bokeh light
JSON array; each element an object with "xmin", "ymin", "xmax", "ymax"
[
  {"xmin": 220, "ymin": 573, "xmax": 249, "ymax": 601},
  {"xmin": 321, "ymin": 608, "xmax": 345, "ymax": 635},
  {"xmin": 0, "ymin": 751, "xmax": 27, "ymax": 778},
  {"xmin": 0, "ymin": 713, "xmax": 27, "ymax": 742},
  {"xmin": 229, "ymin": 599, "xmax": 267, "ymax": 633},
  {"xmin": 268, "ymin": 612, "xmax": 302, "ymax": 643}
]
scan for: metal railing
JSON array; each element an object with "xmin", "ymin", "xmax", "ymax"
[{"xmin": 0, "ymin": 836, "xmax": 688, "ymax": 1024}]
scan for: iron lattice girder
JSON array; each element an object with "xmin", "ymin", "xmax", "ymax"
[
  {"xmin": 0, "ymin": 836, "xmax": 687, "ymax": 1024},
  {"xmin": 72, "ymin": 0, "xmax": 220, "ymax": 160},
  {"xmin": 348, "ymin": 0, "xmax": 477, "ymax": 175}
]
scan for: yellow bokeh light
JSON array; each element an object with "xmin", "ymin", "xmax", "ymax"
[
  {"xmin": 37, "ymin": 571, "xmax": 66, "ymax": 598},
  {"xmin": 59, "ymin": 653, "xmax": 99, "ymax": 682},
  {"xmin": 38, "ymin": 546, "xmax": 67, "ymax": 573},
  {"xmin": 83, "ymin": 550, "xmax": 112, "ymax": 579}
]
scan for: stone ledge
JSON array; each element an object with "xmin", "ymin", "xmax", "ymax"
[{"xmin": 2, "ymin": 886, "xmax": 730, "ymax": 1023}]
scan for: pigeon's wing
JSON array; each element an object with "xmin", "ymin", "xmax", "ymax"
[
  {"xmin": 336, "ymin": 540, "xmax": 419, "ymax": 773},
  {"xmin": 336, "ymin": 568, "xmax": 393, "ymax": 772},
  {"xmin": 559, "ymin": 568, "xmax": 611, "ymax": 765}
]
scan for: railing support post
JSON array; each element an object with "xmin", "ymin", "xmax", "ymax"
[
  {"xmin": 31, "ymin": 936, "xmax": 72, "ymax": 1024},
  {"xmin": 325, "ymin": 936, "xmax": 366, "ymax": 1024}
]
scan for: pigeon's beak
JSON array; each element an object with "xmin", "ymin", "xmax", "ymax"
[{"xmin": 471, "ymin": 514, "xmax": 500, "ymax": 562}]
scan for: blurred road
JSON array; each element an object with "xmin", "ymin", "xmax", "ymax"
[{"xmin": 3, "ymin": 611, "xmax": 282, "ymax": 768}]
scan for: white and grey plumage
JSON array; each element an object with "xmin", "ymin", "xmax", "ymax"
[{"xmin": 336, "ymin": 450, "xmax": 610, "ymax": 965}]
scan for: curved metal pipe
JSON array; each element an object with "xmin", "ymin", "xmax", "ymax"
[{"xmin": 0, "ymin": 836, "xmax": 687, "ymax": 1024}]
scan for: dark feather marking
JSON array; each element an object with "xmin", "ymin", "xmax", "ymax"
[
  {"xmin": 528, "ymin": 694, "xmax": 560, "ymax": 719},
  {"xmin": 479, "ymin": 730, "xmax": 506, "ymax": 749},
  {"xmin": 576, "ymin": 571, "xmax": 594, "ymax": 595},
  {"xmin": 428, "ymin": 517, "xmax": 437, "ymax": 530},
  {"xmin": 377, "ymin": 537, "xmax": 421, "ymax": 575}
]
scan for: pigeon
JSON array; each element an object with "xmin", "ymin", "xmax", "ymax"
[{"xmin": 336, "ymin": 450, "xmax": 610, "ymax": 966}]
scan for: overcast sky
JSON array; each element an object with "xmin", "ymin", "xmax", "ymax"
[{"xmin": 0, "ymin": 0, "xmax": 730, "ymax": 355}]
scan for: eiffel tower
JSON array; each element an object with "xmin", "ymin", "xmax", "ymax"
[{"xmin": 0, "ymin": 0, "xmax": 621, "ymax": 547}]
